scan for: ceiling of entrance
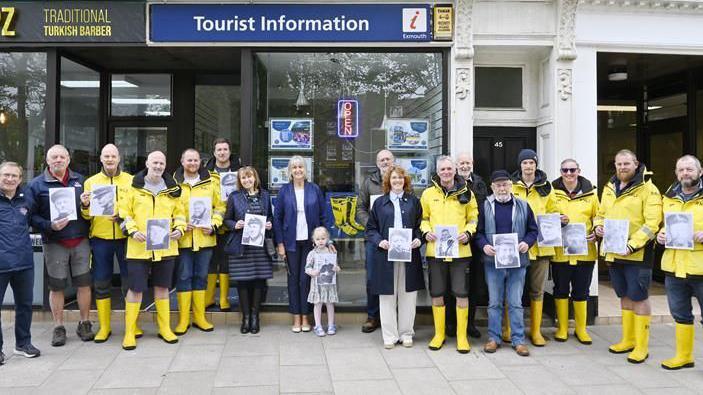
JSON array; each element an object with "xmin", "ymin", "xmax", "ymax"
[{"xmin": 64, "ymin": 47, "xmax": 242, "ymax": 72}]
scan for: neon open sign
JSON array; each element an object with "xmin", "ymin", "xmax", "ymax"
[{"xmin": 337, "ymin": 99, "xmax": 359, "ymax": 138}]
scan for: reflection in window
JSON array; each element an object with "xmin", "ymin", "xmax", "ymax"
[
  {"xmin": 111, "ymin": 74, "xmax": 171, "ymax": 117},
  {"xmin": 114, "ymin": 127, "xmax": 168, "ymax": 174},
  {"xmin": 0, "ymin": 52, "xmax": 47, "ymax": 180},
  {"xmin": 195, "ymin": 84, "xmax": 240, "ymax": 162},
  {"xmin": 60, "ymin": 58, "xmax": 100, "ymax": 176},
  {"xmin": 475, "ymin": 67, "xmax": 523, "ymax": 108}
]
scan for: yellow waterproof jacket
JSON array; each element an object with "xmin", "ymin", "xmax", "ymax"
[
  {"xmin": 512, "ymin": 169, "xmax": 560, "ymax": 259},
  {"xmin": 120, "ymin": 170, "xmax": 186, "ymax": 261},
  {"xmin": 174, "ymin": 167, "xmax": 225, "ymax": 251},
  {"xmin": 81, "ymin": 170, "xmax": 133, "ymax": 240},
  {"xmin": 420, "ymin": 175, "xmax": 479, "ymax": 259},
  {"xmin": 660, "ymin": 181, "xmax": 703, "ymax": 278},
  {"xmin": 594, "ymin": 165, "xmax": 662, "ymax": 263},
  {"xmin": 551, "ymin": 176, "xmax": 599, "ymax": 264}
]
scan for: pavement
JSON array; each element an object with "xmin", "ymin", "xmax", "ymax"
[{"xmin": 1, "ymin": 319, "xmax": 703, "ymax": 394}]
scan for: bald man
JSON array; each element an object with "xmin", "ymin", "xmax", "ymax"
[
  {"xmin": 79, "ymin": 144, "xmax": 135, "ymax": 343},
  {"xmin": 28, "ymin": 145, "xmax": 94, "ymax": 347},
  {"xmin": 358, "ymin": 149, "xmax": 395, "ymax": 333}
]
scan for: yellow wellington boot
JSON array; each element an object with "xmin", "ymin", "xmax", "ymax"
[
  {"xmin": 501, "ymin": 304, "xmax": 512, "ymax": 342},
  {"xmin": 94, "ymin": 298, "xmax": 112, "ymax": 343},
  {"xmin": 609, "ymin": 309, "xmax": 635, "ymax": 353},
  {"xmin": 573, "ymin": 301, "xmax": 592, "ymax": 345},
  {"xmin": 456, "ymin": 307, "xmax": 471, "ymax": 354},
  {"xmin": 627, "ymin": 314, "xmax": 650, "ymax": 363},
  {"xmin": 218, "ymin": 274, "xmax": 231, "ymax": 311},
  {"xmin": 428, "ymin": 306, "xmax": 446, "ymax": 350},
  {"xmin": 155, "ymin": 298, "xmax": 179, "ymax": 344},
  {"xmin": 192, "ymin": 290, "xmax": 214, "ymax": 332},
  {"xmin": 122, "ymin": 301, "xmax": 140, "ymax": 350},
  {"xmin": 174, "ymin": 292, "xmax": 192, "ymax": 335},
  {"xmin": 205, "ymin": 273, "xmax": 217, "ymax": 308},
  {"xmin": 135, "ymin": 323, "xmax": 144, "ymax": 338},
  {"xmin": 661, "ymin": 323, "xmax": 695, "ymax": 370},
  {"xmin": 554, "ymin": 298, "xmax": 569, "ymax": 342},
  {"xmin": 530, "ymin": 300, "xmax": 546, "ymax": 347}
]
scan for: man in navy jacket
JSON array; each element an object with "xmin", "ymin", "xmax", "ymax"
[{"xmin": 0, "ymin": 162, "xmax": 40, "ymax": 365}]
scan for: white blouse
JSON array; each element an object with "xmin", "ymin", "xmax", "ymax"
[{"xmin": 294, "ymin": 188, "xmax": 308, "ymax": 241}]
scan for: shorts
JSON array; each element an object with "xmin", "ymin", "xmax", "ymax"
[
  {"xmin": 127, "ymin": 259, "xmax": 175, "ymax": 293},
  {"xmin": 43, "ymin": 239, "xmax": 92, "ymax": 291},
  {"xmin": 609, "ymin": 262, "xmax": 651, "ymax": 302},
  {"xmin": 428, "ymin": 258, "xmax": 469, "ymax": 298}
]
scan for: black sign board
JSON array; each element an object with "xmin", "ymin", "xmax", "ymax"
[{"xmin": 0, "ymin": 1, "xmax": 145, "ymax": 44}]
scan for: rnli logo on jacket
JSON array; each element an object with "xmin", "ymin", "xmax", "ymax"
[
  {"xmin": 73, "ymin": 182, "xmax": 82, "ymax": 188},
  {"xmin": 19, "ymin": 207, "xmax": 28, "ymax": 216}
]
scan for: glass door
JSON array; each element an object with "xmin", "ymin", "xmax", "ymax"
[{"xmin": 111, "ymin": 125, "xmax": 168, "ymax": 174}]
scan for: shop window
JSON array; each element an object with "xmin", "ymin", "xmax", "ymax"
[
  {"xmin": 475, "ymin": 67, "xmax": 523, "ymax": 109},
  {"xmin": 114, "ymin": 127, "xmax": 168, "ymax": 174},
  {"xmin": 60, "ymin": 58, "xmax": 100, "ymax": 175},
  {"xmin": 195, "ymin": 83, "xmax": 240, "ymax": 162},
  {"xmin": 0, "ymin": 52, "xmax": 47, "ymax": 180},
  {"xmin": 596, "ymin": 104, "xmax": 637, "ymax": 187},
  {"xmin": 111, "ymin": 74, "xmax": 171, "ymax": 117},
  {"xmin": 254, "ymin": 52, "xmax": 444, "ymax": 308}
]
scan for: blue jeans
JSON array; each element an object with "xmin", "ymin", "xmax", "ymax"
[
  {"xmin": 665, "ymin": 275, "xmax": 703, "ymax": 325},
  {"xmin": 484, "ymin": 262, "xmax": 527, "ymax": 346},
  {"xmin": 90, "ymin": 238, "xmax": 128, "ymax": 299},
  {"xmin": 0, "ymin": 268, "xmax": 34, "ymax": 349},
  {"xmin": 177, "ymin": 248, "xmax": 213, "ymax": 291},
  {"xmin": 365, "ymin": 242, "xmax": 380, "ymax": 319},
  {"xmin": 287, "ymin": 241, "xmax": 312, "ymax": 315}
]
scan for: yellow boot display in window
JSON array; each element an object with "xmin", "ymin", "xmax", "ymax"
[
  {"xmin": 428, "ymin": 306, "xmax": 446, "ymax": 350},
  {"xmin": 94, "ymin": 298, "xmax": 112, "ymax": 343},
  {"xmin": 174, "ymin": 291, "xmax": 192, "ymax": 335},
  {"xmin": 205, "ymin": 273, "xmax": 217, "ymax": 308},
  {"xmin": 219, "ymin": 273, "xmax": 231, "ymax": 311},
  {"xmin": 345, "ymin": 196, "xmax": 365, "ymax": 231},
  {"xmin": 530, "ymin": 300, "xmax": 546, "ymax": 346},
  {"xmin": 330, "ymin": 197, "xmax": 359, "ymax": 236},
  {"xmin": 122, "ymin": 301, "xmax": 140, "ymax": 351},
  {"xmin": 456, "ymin": 306, "xmax": 471, "ymax": 354},
  {"xmin": 661, "ymin": 323, "xmax": 695, "ymax": 370},
  {"xmin": 573, "ymin": 300, "xmax": 592, "ymax": 345},
  {"xmin": 609, "ymin": 309, "xmax": 635, "ymax": 353},
  {"xmin": 155, "ymin": 298, "xmax": 179, "ymax": 344},
  {"xmin": 627, "ymin": 314, "xmax": 650, "ymax": 364},
  {"xmin": 554, "ymin": 298, "xmax": 569, "ymax": 342},
  {"xmin": 192, "ymin": 290, "xmax": 214, "ymax": 332}
]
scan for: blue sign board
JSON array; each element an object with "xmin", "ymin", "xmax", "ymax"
[
  {"xmin": 337, "ymin": 99, "xmax": 359, "ymax": 138},
  {"xmin": 149, "ymin": 4, "xmax": 431, "ymax": 43}
]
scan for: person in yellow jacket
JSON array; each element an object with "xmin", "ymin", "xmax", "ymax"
[
  {"xmin": 173, "ymin": 149, "xmax": 225, "ymax": 335},
  {"xmin": 511, "ymin": 149, "xmax": 563, "ymax": 347},
  {"xmin": 594, "ymin": 149, "xmax": 662, "ymax": 364},
  {"xmin": 550, "ymin": 159, "xmax": 599, "ymax": 345},
  {"xmin": 119, "ymin": 151, "xmax": 186, "ymax": 350},
  {"xmin": 204, "ymin": 138, "xmax": 241, "ymax": 311},
  {"xmin": 420, "ymin": 156, "xmax": 478, "ymax": 353},
  {"xmin": 656, "ymin": 154, "xmax": 703, "ymax": 370},
  {"xmin": 79, "ymin": 144, "xmax": 142, "ymax": 343}
]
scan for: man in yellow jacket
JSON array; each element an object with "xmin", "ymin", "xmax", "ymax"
[
  {"xmin": 119, "ymin": 151, "xmax": 186, "ymax": 350},
  {"xmin": 656, "ymin": 154, "xmax": 703, "ymax": 370},
  {"xmin": 594, "ymin": 149, "xmax": 662, "ymax": 364},
  {"xmin": 173, "ymin": 148, "xmax": 225, "ymax": 335},
  {"xmin": 420, "ymin": 155, "xmax": 478, "ymax": 353},
  {"xmin": 79, "ymin": 144, "xmax": 138, "ymax": 343},
  {"xmin": 550, "ymin": 158, "xmax": 599, "ymax": 345},
  {"xmin": 511, "ymin": 149, "xmax": 562, "ymax": 346}
]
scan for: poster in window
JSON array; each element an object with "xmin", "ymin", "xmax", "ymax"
[
  {"xmin": 325, "ymin": 192, "xmax": 365, "ymax": 239},
  {"xmin": 396, "ymin": 158, "xmax": 429, "ymax": 187},
  {"xmin": 385, "ymin": 118, "xmax": 429, "ymax": 151},
  {"xmin": 269, "ymin": 157, "xmax": 313, "ymax": 187},
  {"xmin": 269, "ymin": 118, "xmax": 313, "ymax": 150}
]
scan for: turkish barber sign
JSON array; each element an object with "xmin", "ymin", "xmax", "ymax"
[
  {"xmin": 149, "ymin": 4, "xmax": 432, "ymax": 43},
  {"xmin": 0, "ymin": 1, "xmax": 145, "ymax": 43}
]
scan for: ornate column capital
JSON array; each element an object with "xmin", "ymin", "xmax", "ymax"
[
  {"xmin": 455, "ymin": 0, "xmax": 475, "ymax": 60},
  {"xmin": 557, "ymin": 0, "xmax": 579, "ymax": 61}
]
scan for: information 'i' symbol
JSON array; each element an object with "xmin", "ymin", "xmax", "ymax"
[{"xmin": 410, "ymin": 11, "xmax": 420, "ymax": 30}]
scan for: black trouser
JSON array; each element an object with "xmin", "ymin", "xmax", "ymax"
[
  {"xmin": 551, "ymin": 263, "xmax": 594, "ymax": 301},
  {"xmin": 208, "ymin": 234, "xmax": 229, "ymax": 275}
]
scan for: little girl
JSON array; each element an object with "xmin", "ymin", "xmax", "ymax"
[{"xmin": 305, "ymin": 227, "xmax": 340, "ymax": 337}]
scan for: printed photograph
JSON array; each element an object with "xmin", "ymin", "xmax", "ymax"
[
  {"xmin": 220, "ymin": 171, "xmax": 238, "ymax": 201},
  {"xmin": 435, "ymin": 225, "xmax": 459, "ymax": 258},
  {"xmin": 493, "ymin": 233, "xmax": 520, "ymax": 269},
  {"xmin": 146, "ymin": 218, "xmax": 171, "ymax": 251},
  {"xmin": 603, "ymin": 219, "xmax": 629, "ymax": 255},
  {"xmin": 665, "ymin": 212, "xmax": 694, "ymax": 250},
  {"xmin": 562, "ymin": 223, "xmax": 588, "ymax": 256},
  {"xmin": 89, "ymin": 185, "xmax": 116, "ymax": 217},
  {"xmin": 49, "ymin": 187, "xmax": 78, "ymax": 222},
  {"xmin": 189, "ymin": 197, "xmax": 212, "ymax": 228},
  {"xmin": 537, "ymin": 214, "xmax": 563, "ymax": 247},
  {"xmin": 242, "ymin": 213, "xmax": 267, "ymax": 247},
  {"xmin": 388, "ymin": 227, "xmax": 412, "ymax": 262}
]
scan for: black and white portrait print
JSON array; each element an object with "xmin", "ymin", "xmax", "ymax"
[
  {"xmin": 49, "ymin": 187, "xmax": 77, "ymax": 221},
  {"xmin": 316, "ymin": 253, "xmax": 337, "ymax": 285},
  {"xmin": 388, "ymin": 227, "xmax": 412, "ymax": 262},
  {"xmin": 90, "ymin": 185, "xmax": 116, "ymax": 217},
  {"xmin": 435, "ymin": 225, "xmax": 459, "ymax": 259},
  {"xmin": 603, "ymin": 219, "xmax": 629, "ymax": 255},
  {"xmin": 537, "ymin": 214, "xmax": 562, "ymax": 247},
  {"xmin": 220, "ymin": 171, "xmax": 238, "ymax": 202},
  {"xmin": 242, "ymin": 213, "xmax": 266, "ymax": 247},
  {"xmin": 493, "ymin": 233, "xmax": 520, "ymax": 269},
  {"xmin": 665, "ymin": 212, "xmax": 694, "ymax": 250},
  {"xmin": 146, "ymin": 219, "xmax": 170, "ymax": 251},
  {"xmin": 562, "ymin": 223, "xmax": 588, "ymax": 256},
  {"xmin": 189, "ymin": 197, "xmax": 212, "ymax": 228}
]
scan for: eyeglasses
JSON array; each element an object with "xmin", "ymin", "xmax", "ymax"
[{"xmin": 560, "ymin": 168, "xmax": 579, "ymax": 174}]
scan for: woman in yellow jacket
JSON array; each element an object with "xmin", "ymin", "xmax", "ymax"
[
  {"xmin": 550, "ymin": 159, "xmax": 599, "ymax": 345},
  {"xmin": 119, "ymin": 151, "xmax": 187, "ymax": 350},
  {"xmin": 656, "ymin": 155, "xmax": 703, "ymax": 370},
  {"xmin": 173, "ymin": 149, "xmax": 225, "ymax": 335}
]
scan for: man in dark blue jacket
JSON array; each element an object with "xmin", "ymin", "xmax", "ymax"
[
  {"xmin": 27, "ymin": 145, "xmax": 94, "ymax": 347},
  {"xmin": 475, "ymin": 170, "xmax": 538, "ymax": 357},
  {"xmin": 0, "ymin": 162, "xmax": 40, "ymax": 365}
]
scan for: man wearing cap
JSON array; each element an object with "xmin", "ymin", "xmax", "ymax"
[
  {"xmin": 204, "ymin": 138, "xmax": 241, "ymax": 311},
  {"xmin": 511, "ymin": 148, "xmax": 562, "ymax": 347},
  {"xmin": 28, "ymin": 145, "xmax": 94, "ymax": 346},
  {"xmin": 656, "ymin": 154, "xmax": 702, "ymax": 370},
  {"xmin": 476, "ymin": 170, "xmax": 538, "ymax": 357},
  {"xmin": 79, "ymin": 144, "xmax": 136, "ymax": 343},
  {"xmin": 358, "ymin": 149, "xmax": 395, "ymax": 333},
  {"xmin": 594, "ymin": 149, "xmax": 661, "ymax": 364}
]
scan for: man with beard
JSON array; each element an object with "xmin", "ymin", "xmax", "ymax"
[
  {"xmin": 594, "ymin": 149, "xmax": 662, "ymax": 364},
  {"xmin": 358, "ymin": 149, "xmax": 395, "ymax": 333},
  {"xmin": 656, "ymin": 155, "xmax": 703, "ymax": 370},
  {"xmin": 510, "ymin": 149, "xmax": 564, "ymax": 347}
]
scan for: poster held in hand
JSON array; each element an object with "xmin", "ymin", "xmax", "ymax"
[
  {"xmin": 49, "ymin": 187, "xmax": 78, "ymax": 221},
  {"xmin": 435, "ymin": 225, "xmax": 459, "ymax": 258},
  {"xmin": 189, "ymin": 197, "xmax": 212, "ymax": 228},
  {"xmin": 603, "ymin": 219, "xmax": 629, "ymax": 255},
  {"xmin": 315, "ymin": 253, "xmax": 337, "ymax": 285},
  {"xmin": 493, "ymin": 233, "xmax": 520, "ymax": 269},
  {"xmin": 665, "ymin": 212, "xmax": 694, "ymax": 250},
  {"xmin": 146, "ymin": 219, "xmax": 171, "ymax": 251},
  {"xmin": 90, "ymin": 185, "xmax": 116, "ymax": 217},
  {"xmin": 388, "ymin": 227, "xmax": 412, "ymax": 262},
  {"xmin": 537, "ymin": 214, "xmax": 563, "ymax": 247},
  {"xmin": 242, "ymin": 213, "xmax": 267, "ymax": 247},
  {"xmin": 219, "ymin": 171, "xmax": 238, "ymax": 201},
  {"xmin": 562, "ymin": 223, "xmax": 588, "ymax": 256}
]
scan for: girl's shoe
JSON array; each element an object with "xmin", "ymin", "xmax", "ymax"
[
  {"xmin": 314, "ymin": 326, "xmax": 327, "ymax": 337},
  {"xmin": 327, "ymin": 324, "xmax": 337, "ymax": 335}
]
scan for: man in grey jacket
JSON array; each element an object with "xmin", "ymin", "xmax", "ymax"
[{"xmin": 358, "ymin": 149, "xmax": 394, "ymax": 333}]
